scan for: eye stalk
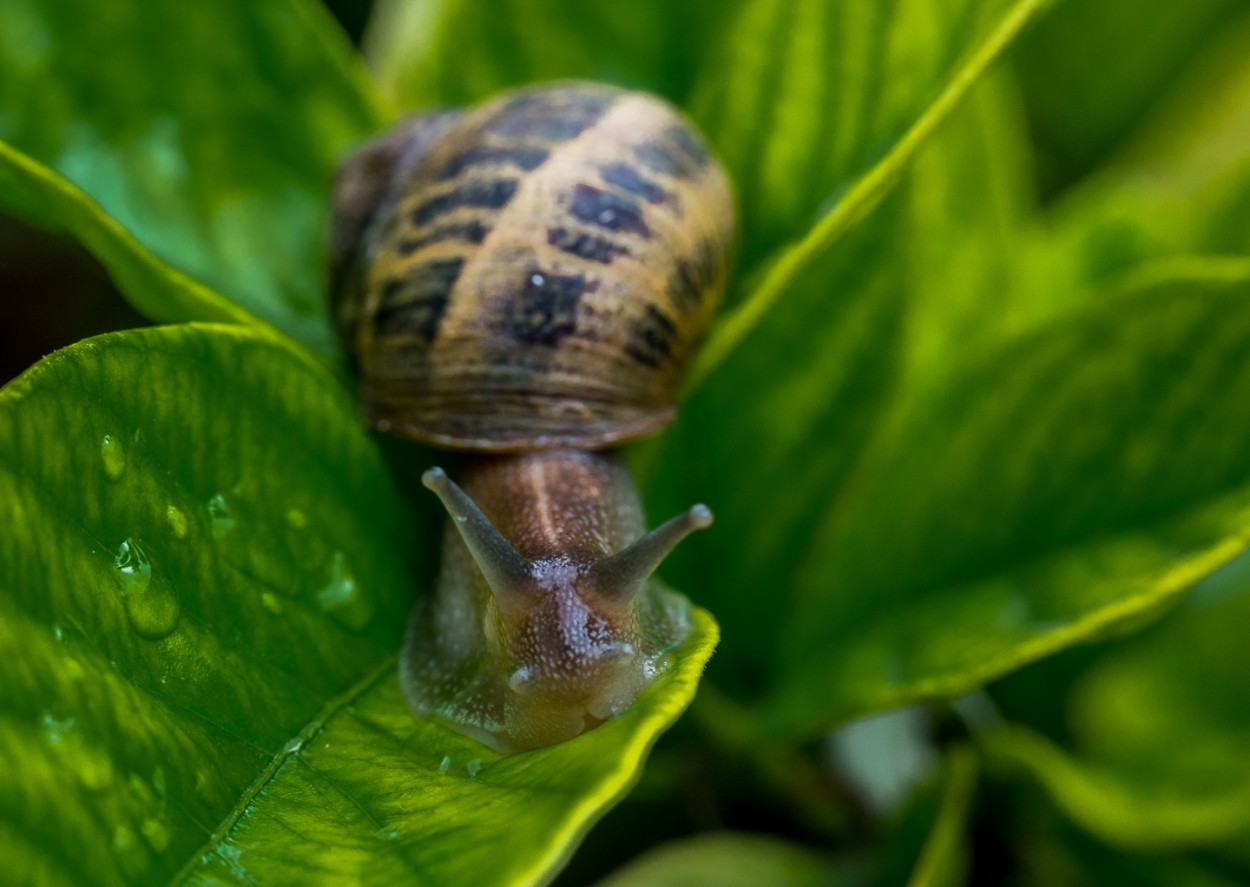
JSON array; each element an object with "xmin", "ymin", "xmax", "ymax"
[
  {"xmin": 588, "ymin": 505, "xmax": 712, "ymax": 602},
  {"xmin": 422, "ymin": 466, "xmax": 712, "ymax": 608},
  {"xmin": 422, "ymin": 467, "xmax": 531, "ymax": 609}
]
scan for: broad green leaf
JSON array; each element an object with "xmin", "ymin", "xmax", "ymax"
[
  {"xmin": 364, "ymin": 0, "xmax": 732, "ymax": 110},
  {"xmin": 1032, "ymin": 14, "xmax": 1250, "ymax": 309},
  {"xmin": 690, "ymin": 0, "xmax": 1055, "ymax": 386},
  {"xmin": 0, "ymin": 142, "xmax": 256, "ymax": 332},
  {"xmin": 180, "ymin": 611, "xmax": 715, "ymax": 885},
  {"xmin": 766, "ymin": 263, "xmax": 1250, "ymax": 738},
  {"xmin": 983, "ymin": 553, "xmax": 1250, "ymax": 849},
  {"xmin": 689, "ymin": 0, "xmax": 1028, "ymax": 266},
  {"xmin": 641, "ymin": 72, "xmax": 1032, "ymax": 690},
  {"xmin": 594, "ymin": 832, "xmax": 839, "ymax": 887},
  {"xmin": 1013, "ymin": 0, "xmax": 1241, "ymax": 192},
  {"xmin": 0, "ymin": 0, "xmax": 385, "ymax": 354},
  {"xmin": 0, "ymin": 324, "xmax": 718, "ymax": 885},
  {"xmin": 0, "ymin": 324, "xmax": 415, "ymax": 885}
]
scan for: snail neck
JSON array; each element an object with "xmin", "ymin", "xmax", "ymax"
[
  {"xmin": 454, "ymin": 450, "xmax": 644, "ymax": 562},
  {"xmin": 423, "ymin": 450, "xmax": 710, "ymax": 609}
]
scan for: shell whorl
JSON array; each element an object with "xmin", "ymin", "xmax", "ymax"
[{"xmin": 331, "ymin": 82, "xmax": 736, "ymax": 452}]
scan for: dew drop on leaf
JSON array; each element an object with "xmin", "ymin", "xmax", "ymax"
[
  {"xmin": 207, "ymin": 493, "xmax": 236, "ymax": 539},
  {"xmin": 166, "ymin": 504, "xmax": 188, "ymax": 539},
  {"xmin": 112, "ymin": 824, "xmax": 134, "ymax": 852},
  {"xmin": 100, "ymin": 433, "xmax": 125, "ymax": 480},
  {"xmin": 112, "ymin": 824, "xmax": 146, "ymax": 879},
  {"xmin": 41, "ymin": 712, "xmax": 114, "ymax": 789},
  {"xmin": 438, "ymin": 755, "xmax": 451, "ymax": 775},
  {"xmin": 141, "ymin": 817, "xmax": 170, "ymax": 853},
  {"xmin": 213, "ymin": 842, "xmax": 249, "ymax": 881},
  {"xmin": 39, "ymin": 712, "xmax": 77, "ymax": 746},
  {"xmin": 316, "ymin": 550, "xmax": 373, "ymax": 630},
  {"xmin": 114, "ymin": 538, "xmax": 152, "ymax": 595},
  {"xmin": 113, "ymin": 538, "xmax": 181, "ymax": 640},
  {"xmin": 376, "ymin": 825, "xmax": 400, "ymax": 842},
  {"xmin": 75, "ymin": 745, "xmax": 116, "ymax": 792}
]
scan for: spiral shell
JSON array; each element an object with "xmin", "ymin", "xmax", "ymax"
[{"xmin": 330, "ymin": 82, "xmax": 735, "ymax": 452}]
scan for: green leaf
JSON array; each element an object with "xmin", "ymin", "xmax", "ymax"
[
  {"xmin": 1033, "ymin": 14, "xmax": 1250, "ymax": 305},
  {"xmin": 364, "ymin": 0, "xmax": 730, "ymax": 110},
  {"xmin": 0, "ymin": 0, "xmax": 385, "ymax": 354},
  {"xmin": 641, "ymin": 72, "xmax": 1033, "ymax": 691},
  {"xmin": 1014, "ymin": 0, "xmax": 1242, "ymax": 192},
  {"xmin": 1001, "ymin": 803, "xmax": 1250, "ymax": 887},
  {"xmin": 594, "ymin": 832, "xmax": 839, "ymax": 887},
  {"xmin": 983, "ymin": 554, "xmax": 1250, "ymax": 849},
  {"xmin": 0, "ymin": 142, "xmax": 257, "ymax": 332},
  {"xmin": 0, "ymin": 324, "xmax": 718, "ymax": 885},
  {"xmin": 689, "ymin": 0, "xmax": 1055, "ymax": 388},
  {"xmin": 766, "ymin": 263, "xmax": 1250, "ymax": 738},
  {"xmin": 0, "ymin": 324, "xmax": 414, "ymax": 885},
  {"xmin": 180, "ymin": 612, "xmax": 716, "ymax": 884},
  {"xmin": 689, "ymin": 0, "xmax": 1022, "ymax": 265}
]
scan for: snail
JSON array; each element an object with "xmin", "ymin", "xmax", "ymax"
[{"xmin": 328, "ymin": 82, "xmax": 735, "ymax": 752}]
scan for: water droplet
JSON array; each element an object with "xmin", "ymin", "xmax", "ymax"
[
  {"xmin": 101, "ymin": 434, "xmax": 125, "ymax": 480},
  {"xmin": 285, "ymin": 508, "xmax": 307, "ymax": 530},
  {"xmin": 213, "ymin": 842, "xmax": 248, "ymax": 881},
  {"xmin": 53, "ymin": 625, "xmax": 63, "ymax": 642},
  {"xmin": 438, "ymin": 756, "xmax": 450, "ymax": 775},
  {"xmin": 40, "ymin": 712, "xmax": 77, "ymax": 745},
  {"xmin": 376, "ymin": 825, "xmax": 400, "ymax": 842},
  {"xmin": 316, "ymin": 551, "xmax": 373, "ymax": 630},
  {"xmin": 112, "ymin": 824, "xmax": 134, "ymax": 852},
  {"xmin": 466, "ymin": 759, "xmax": 482, "ymax": 779},
  {"xmin": 208, "ymin": 494, "xmax": 236, "ymax": 539},
  {"xmin": 113, "ymin": 538, "xmax": 180, "ymax": 640},
  {"xmin": 128, "ymin": 770, "xmax": 158, "ymax": 805},
  {"xmin": 112, "ymin": 824, "xmax": 146, "ymax": 879},
  {"xmin": 530, "ymin": 272, "xmax": 545, "ymax": 286},
  {"xmin": 114, "ymin": 538, "xmax": 151, "ymax": 593},
  {"xmin": 76, "ymin": 746, "xmax": 115, "ymax": 791},
  {"xmin": 141, "ymin": 817, "xmax": 170, "ymax": 853},
  {"xmin": 166, "ymin": 505, "xmax": 188, "ymax": 539},
  {"xmin": 261, "ymin": 592, "xmax": 282, "ymax": 615},
  {"xmin": 63, "ymin": 656, "xmax": 85, "ymax": 681}
]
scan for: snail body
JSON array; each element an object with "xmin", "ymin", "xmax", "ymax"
[{"xmin": 330, "ymin": 82, "xmax": 735, "ymax": 751}]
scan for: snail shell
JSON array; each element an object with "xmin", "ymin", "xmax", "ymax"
[
  {"xmin": 330, "ymin": 82, "xmax": 735, "ymax": 451},
  {"xmin": 330, "ymin": 82, "xmax": 734, "ymax": 751}
]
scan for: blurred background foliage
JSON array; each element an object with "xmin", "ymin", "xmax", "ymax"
[{"xmin": 4, "ymin": 0, "xmax": 1250, "ymax": 884}]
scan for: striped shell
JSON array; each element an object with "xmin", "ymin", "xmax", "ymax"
[{"xmin": 329, "ymin": 82, "xmax": 736, "ymax": 452}]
